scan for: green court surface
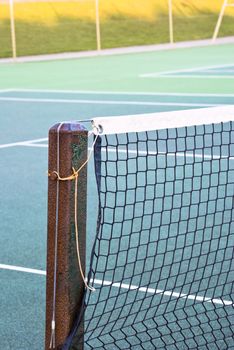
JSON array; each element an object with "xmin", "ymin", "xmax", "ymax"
[{"xmin": 0, "ymin": 43, "xmax": 234, "ymax": 349}]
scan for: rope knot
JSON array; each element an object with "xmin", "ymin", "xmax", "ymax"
[{"xmin": 49, "ymin": 167, "xmax": 79, "ymax": 182}]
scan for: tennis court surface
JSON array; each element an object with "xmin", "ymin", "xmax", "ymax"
[{"xmin": 0, "ymin": 42, "xmax": 233, "ymax": 349}]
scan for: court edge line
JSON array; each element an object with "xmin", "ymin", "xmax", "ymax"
[
  {"xmin": 1, "ymin": 141, "xmax": 234, "ymax": 161},
  {"xmin": 0, "ymin": 138, "xmax": 48, "ymax": 149},
  {"xmin": 0, "ymin": 89, "xmax": 15, "ymax": 93},
  {"xmin": 0, "ymin": 263, "xmax": 46, "ymax": 275},
  {"xmin": 0, "ymin": 96, "xmax": 226, "ymax": 107},
  {"xmin": 90, "ymin": 279, "xmax": 233, "ymax": 306},
  {"xmin": 22, "ymin": 143, "xmax": 48, "ymax": 148},
  {"xmin": 201, "ymin": 70, "xmax": 234, "ymax": 73},
  {"xmin": 140, "ymin": 63, "xmax": 234, "ymax": 77},
  {"xmin": 107, "ymin": 148, "xmax": 234, "ymax": 160},
  {"xmin": 5, "ymin": 89, "xmax": 234, "ymax": 97},
  {"xmin": 0, "ymin": 264, "xmax": 232, "ymax": 306},
  {"xmin": 18, "ymin": 143, "xmax": 234, "ymax": 160},
  {"xmin": 140, "ymin": 75, "xmax": 234, "ymax": 79},
  {"xmin": 1, "ymin": 37, "xmax": 234, "ymax": 64}
]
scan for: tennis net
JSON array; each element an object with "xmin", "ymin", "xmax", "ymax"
[{"xmin": 45, "ymin": 106, "xmax": 234, "ymax": 350}]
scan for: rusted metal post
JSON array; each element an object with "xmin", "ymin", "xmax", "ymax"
[{"xmin": 45, "ymin": 123, "xmax": 88, "ymax": 350}]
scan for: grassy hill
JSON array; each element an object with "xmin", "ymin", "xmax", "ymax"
[{"xmin": 0, "ymin": 0, "xmax": 233, "ymax": 57}]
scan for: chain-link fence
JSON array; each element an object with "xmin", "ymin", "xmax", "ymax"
[{"xmin": 0, "ymin": 0, "xmax": 234, "ymax": 58}]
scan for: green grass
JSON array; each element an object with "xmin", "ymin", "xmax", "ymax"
[
  {"xmin": 0, "ymin": 22, "xmax": 12, "ymax": 58},
  {"xmin": 0, "ymin": 14, "xmax": 234, "ymax": 58},
  {"xmin": 174, "ymin": 14, "xmax": 234, "ymax": 41},
  {"xmin": 0, "ymin": 19, "xmax": 97, "ymax": 58}
]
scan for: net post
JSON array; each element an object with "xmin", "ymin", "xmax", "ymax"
[{"xmin": 45, "ymin": 122, "xmax": 88, "ymax": 350}]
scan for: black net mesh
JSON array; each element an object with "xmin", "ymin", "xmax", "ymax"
[{"xmin": 63, "ymin": 121, "xmax": 234, "ymax": 350}]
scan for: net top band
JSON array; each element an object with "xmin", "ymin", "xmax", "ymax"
[{"xmin": 92, "ymin": 106, "xmax": 234, "ymax": 135}]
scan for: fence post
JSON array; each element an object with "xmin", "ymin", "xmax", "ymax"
[
  {"xmin": 168, "ymin": 0, "xmax": 174, "ymax": 44},
  {"xmin": 95, "ymin": 0, "xmax": 101, "ymax": 51},
  {"xmin": 213, "ymin": 0, "xmax": 229, "ymax": 41},
  {"xmin": 9, "ymin": 0, "xmax": 17, "ymax": 59}
]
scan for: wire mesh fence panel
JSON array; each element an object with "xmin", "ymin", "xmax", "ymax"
[
  {"xmin": 98, "ymin": 0, "xmax": 170, "ymax": 49},
  {"xmin": 0, "ymin": 0, "xmax": 234, "ymax": 59},
  {"xmin": 4, "ymin": 0, "xmax": 97, "ymax": 57},
  {"xmin": 0, "ymin": 1, "xmax": 13, "ymax": 58},
  {"xmin": 172, "ymin": 0, "xmax": 234, "ymax": 42}
]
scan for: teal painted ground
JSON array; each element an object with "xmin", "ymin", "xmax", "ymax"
[{"xmin": 0, "ymin": 43, "xmax": 233, "ymax": 349}]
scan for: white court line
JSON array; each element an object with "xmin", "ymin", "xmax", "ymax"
[
  {"xmin": 91, "ymin": 279, "xmax": 233, "ymax": 307},
  {"xmin": 23, "ymin": 143, "xmax": 48, "ymax": 148},
  {"xmin": 140, "ymin": 63, "xmax": 234, "ymax": 78},
  {"xmin": 23, "ymin": 138, "xmax": 48, "ymax": 144},
  {"xmin": 0, "ymin": 89, "xmax": 15, "ymax": 93},
  {"xmin": 6, "ymin": 88, "xmax": 234, "ymax": 97},
  {"xmin": 201, "ymin": 70, "xmax": 234, "ymax": 73},
  {"xmin": 0, "ymin": 264, "xmax": 232, "ymax": 306},
  {"xmin": 0, "ymin": 263, "xmax": 46, "ymax": 275},
  {"xmin": 0, "ymin": 96, "xmax": 224, "ymax": 107},
  {"xmin": 1, "ymin": 139, "xmax": 233, "ymax": 161},
  {"xmin": 142, "ymin": 75, "xmax": 234, "ymax": 80},
  {"xmin": 25, "ymin": 143, "xmax": 232, "ymax": 161},
  {"xmin": 0, "ymin": 137, "xmax": 48, "ymax": 149},
  {"xmin": 107, "ymin": 148, "xmax": 233, "ymax": 160},
  {"xmin": 5, "ymin": 143, "xmax": 233, "ymax": 160}
]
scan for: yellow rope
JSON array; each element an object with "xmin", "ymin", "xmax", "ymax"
[
  {"xmin": 49, "ymin": 165, "xmax": 95, "ymax": 292},
  {"xmin": 51, "ymin": 167, "xmax": 78, "ymax": 181}
]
